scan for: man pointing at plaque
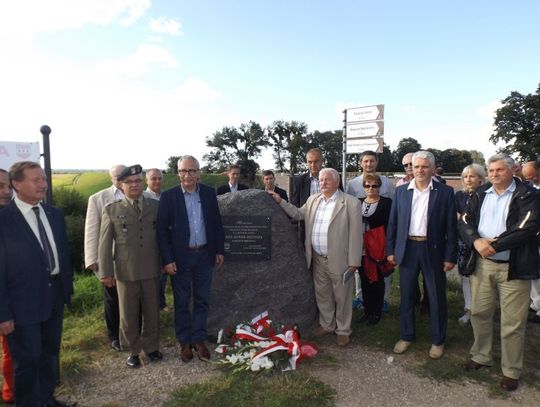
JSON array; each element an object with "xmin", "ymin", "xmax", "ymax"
[
  {"xmin": 269, "ymin": 168, "xmax": 363, "ymax": 346},
  {"xmin": 157, "ymin": 155, "xmax": 225, "ymax": 363}
]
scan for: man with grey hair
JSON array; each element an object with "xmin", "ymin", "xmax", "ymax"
[
  {"xmin": 143, "ymin": 168, "xmax": 163, "ymax": 200},
  {"xmin": 396, "ymin": 152, "xmax": 415, "ymax": 187},
  {"xmin": 157, "ymin": 155, "xmax": 225, "ymax": 363},
  {"xmin": 270, "ymin": 168, "xmax": 363, "ymax": 346},
  {"xmin": 84, "ymin": 164, "xmax": 126, "ymax": 351},
  {"xmin": 458, "ymin": 153, "xmax": 539, "ymax": 391},
  {"xmin": 387, "ymin": 151, "xmax": 457, "ymax": 360}
]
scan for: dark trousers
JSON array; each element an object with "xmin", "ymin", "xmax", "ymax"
[
  {"xmin": 7, "ymin": 278, "xmax": 64, "ymax": 407},
  {"xmin": 359, "ymin": 271, "xmax": 385, "ymax": 317},
  {"xmin": 399, "ymin": 241, "xmax": 447, "ymax": 345},
  {"xmin": 159, "ymin": 273, "xmax": 171, "ymax": 309},
  {"xmin": 103, "ymin": 285, "xmax": 120, "ymax": 342},
  {"xmin": 172, "ymin": 250, "xmax": 213, "ymax": 344}
]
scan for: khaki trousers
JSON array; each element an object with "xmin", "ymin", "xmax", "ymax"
[
  {"xmin": 470, "ymin": 258, "xmax": 530, "ymax": 379},
  {"xmin": 312, "ymin": 253, "xmax": 353, "ymax": 336},
  {"xmin": 116, "ymin": 277, "xmax": 160, "ymax": 355}
]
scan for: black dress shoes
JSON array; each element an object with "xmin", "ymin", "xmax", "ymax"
[
  {"xmin": 44, "ymin": 398, "xmax": 78, "ymax": 407},
  {"xmin": 148, "ymin": 350, "xmax": 163, "ymax": 362},
  {"xmin": 111, "ymin": 339, "xmax": 121, "ymax": 351},
  {"xmin": 126, "ymin": 355, "xmax": 141, "ymax": 368},
  {"xmin": 528, "ymin": 314, "xmax": 540, "ymax": 324}
]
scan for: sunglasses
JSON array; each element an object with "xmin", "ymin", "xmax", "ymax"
[
  {"xmin": 403, "ymin": 162, "xmax": 413, "ymax": 168},
  {"xmin": 363, "ymin": 184, "xmax": 380, "ymax": 189}
]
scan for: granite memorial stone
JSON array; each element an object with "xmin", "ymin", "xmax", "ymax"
[{"xmin": 209, "ymin": 189, "xmax": 317, "ymax": 334}]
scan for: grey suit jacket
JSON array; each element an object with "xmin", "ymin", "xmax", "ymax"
[
  {"xmin": 84, "ymin": 186, "xmax": 117, "ymax": 268},
  {"xmin": 279, "ymin": 190, "xmax": 363, "ymax": 274}
]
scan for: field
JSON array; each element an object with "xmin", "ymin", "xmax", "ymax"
[{"xmin": 52, "ymin": 171, "xmax": 228, "ymax": 198}]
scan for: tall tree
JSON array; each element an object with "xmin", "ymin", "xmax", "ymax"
[
  {"xmin": 469, "ymin": 150, "xmax": 485, "ymax": 166},
  {"xmin": 267, "ymin": 120, "xmax": 308, "ymax": 173},
  {"xmin": 393, "ymin": 137, "xmax": 423, "ymax": 168},
  {"xmin": 490, "ymin": 83, "xmax": 540, "ymax": 161},
  {"xmin": 165, "ymin": 156, "xmax": 181, "ymax": 174},
  {"xmin": 204, "ymin": 121, "xmax": 269, "ymax": 181}
]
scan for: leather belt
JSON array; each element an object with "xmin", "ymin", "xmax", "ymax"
[
  {"xmin": 187, "ymin": 244, "xmax": 208, "ymax": 252},
  {"xmin": 408, "ymin": 236, "xmax": 427, "ymax": 242},
  {"xmin": 314, "ymin": 252, "xmax": 328, "ymax": 259},
  {"xmin": 485, "ymin": 258, "xmax": 509, "ymax": 264}
]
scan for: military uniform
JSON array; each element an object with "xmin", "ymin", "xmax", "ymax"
[{"xmin": 98, "ymin": 196, "xmax": 161, "ymax": 356}]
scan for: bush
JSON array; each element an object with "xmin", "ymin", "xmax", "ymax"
[
  {"xmin": 53, "ymin": 187, "xmax": 87, "ymax": 216},
  {"xmin": 65, "ymin": 214, "xmax": 85, "ymax": 273}
]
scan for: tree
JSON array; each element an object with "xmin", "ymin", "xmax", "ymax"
[
  {"xmin": 165, "ymin": 156, "xmax": 181, "ymax": 174},
  {"xmin": 438, "ymin": 149, "xmax": 472, "ymax": 173},
  {"xmin": 469, "ymin": 150, "xmax": 485, "ymax": 166},
  {"xmin": 204, "ymin": 121, "xmax": 270, "ymax": 182},
  {"xmin": 393, "ymin": 137, "xmax": 423, "ymax": 168},
  {"xmin": 490, "ymin": 83, "xmax": 540, "ymax": 161},
  {"xmin": 267, "ymin": 120, "xmax": 308, "ymax": 173}
]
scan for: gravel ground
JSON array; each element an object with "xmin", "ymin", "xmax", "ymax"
[{"xmin": 60, "ymin": 338, "xmax": 540, "ymax": 407}]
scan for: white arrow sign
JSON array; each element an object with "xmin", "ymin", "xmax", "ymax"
[
  {"xmin": 346, "ymin": 121, "xmax": 384, "ymax": 138},
  {"xmin": 346, "ymin": 137, "xmax": 384, "ymax": 154},
  {"xmin": 346, "ymin": 104, "xmax": 384, "ymax": 124}
]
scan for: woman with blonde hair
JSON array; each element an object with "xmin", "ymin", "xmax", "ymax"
[{"xmin": 455, "ymin": 163, "xmax": 486, "ymax": 326}]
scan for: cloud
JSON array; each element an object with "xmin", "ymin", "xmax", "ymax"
[
  {"xmin": 174, "ymin": 77, "xmax": 221, "ymax": 103},
  {"xmin": 149, "ymin": 17, "xmax": 183, "ymax": 36},
  {"xmin": 95, "ymin": 43, "xmax": 180, "ymax": 79},
  {"xmin": 0, "ymin": 0, "xmax": 150, "ymax": 39},
  {"xmin": 476, "ymin": 99, "xmax": 502, "ymax": 120},
  {"xmin": 401, "ymin": 104, "xmax": 416, "ymax": 115}
]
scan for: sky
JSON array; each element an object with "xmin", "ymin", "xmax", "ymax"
[{"xmin": 1, "ymin": 0, "xmax": 539, "ymax": 170}]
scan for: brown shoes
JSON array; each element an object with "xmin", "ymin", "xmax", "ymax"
[
  {"xmin": 193, "ymin": 342, "xmax": 211, "ymax": 361},
  {"xmin": 312, "ymin": 326, "xmax": 332, "ymax": 337},
  {"xmin": 336, "ymin": 335, "xmax": 350, "ymax": 347},
  {"xmin": 462, "ymin": 359, "xmax": 488, "ymax": 371},
  {"xmin": 180, "ymin": 343, "xmax": 193, "ymax": 363},
  {"xmin": 500, "ymin": 376, "xmax": 519, "ymax": 391}
]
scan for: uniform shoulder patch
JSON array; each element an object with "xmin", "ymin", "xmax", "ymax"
[{"xmin": 105, "ymin": 199, "xmax": 123, "ymax": 208}]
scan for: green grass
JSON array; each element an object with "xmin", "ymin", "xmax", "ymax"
[
  {"xmin": 350, "ymin": 271, "xmax": 540, "ymax": 397},
  {"xmin": 165, "ymin": 372, "xmax": 336, "ymax": 407},
  {"xmin": 52, "ymin": 172, "xmax": 228, "ymax": 199}
]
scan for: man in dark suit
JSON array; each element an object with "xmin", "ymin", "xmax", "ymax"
[
  {"xmin": 262, "ymin": 170, "xmax": 288, "ymax": 202},
  {"xmin": 157, "ymin": 155, "xmax": 225, "ymax": 363},
  {"xmin": 216, "ymin": 164, "xmax": 248, "ymax": 195},
  {"xmin": 0, "ymin": 161, "xmax": 75, "ymax": 407},
  {"xmin": 386, "ymin": 151, "xmax": 457, "ymax": 360},
  {"xmin": 290, "ymin": 148, "xmax": 324, "ymax": 207}
]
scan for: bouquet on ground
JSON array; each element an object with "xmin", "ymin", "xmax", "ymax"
[{"xmin": 214, "ymin": 311, "xmax": 318, "ymax": 373}]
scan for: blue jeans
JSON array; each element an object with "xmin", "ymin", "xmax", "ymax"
[{"xmin": 171, "ymin": 250, "xmax": 213, "ymax": 343}]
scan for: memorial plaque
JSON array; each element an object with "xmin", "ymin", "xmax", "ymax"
[{"xmin": 222, "ymin": 215, "xmax": 271, "ymax": 260}]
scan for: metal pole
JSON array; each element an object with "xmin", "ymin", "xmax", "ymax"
[
  {"xmin": 342, "ymin": 109, "xmax": 347, "ymax": 189},
  {"xmin": 40, "ymin": 125, "xmax": 53, "ymax": 205}
]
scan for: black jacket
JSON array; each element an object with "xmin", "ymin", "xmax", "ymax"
[{"xmin": 458, "ymin": 178, "xmax": 540, "ymax": 280}]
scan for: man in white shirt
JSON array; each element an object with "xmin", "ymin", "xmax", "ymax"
[{"xmin": 143, "ymin": 168, "xmax": 163, "ymax": 200}]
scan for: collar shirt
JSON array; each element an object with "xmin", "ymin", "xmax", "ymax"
[
  {"xmin": 144, "ymin": 188, "xmax": 160, "ymax": 200},
  {"xmin": 181, "ymin": 185, "xmax": 207, "ymax": 247},
  {"xmin": 14, "ymin": 196, "xmax": 59, "ymax": 275},
  {"xmin": 311, "ymin": 191, "xmax": 338, "ymax": 256},
  {"xmin": 309, "ymin": 175, "xmax": 320, "ymax": 196},
  {"xmin": 113, "ymin": 185, "xmax": 124, "ymax": 200},
  {"xmin": 345, "ymin": 174, "xmax": 394, "ymax": 199},
  {"xmin": 407, "ymin": 180, "xmax": 433, "ymax": 237},
  {"xmin": 229, "ymin": 183, "xmax": 238, "ymax": 193},
  {"xmin": 478, "ymin": 180, "xmax": 516, "ymax": 261}
]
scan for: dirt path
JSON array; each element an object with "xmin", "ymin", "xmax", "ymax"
[{"xmin": 60, "ymin": 338, "xmax": 540, "ymax": 407}]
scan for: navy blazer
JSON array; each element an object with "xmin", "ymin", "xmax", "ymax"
[
  {"xmin": 216, "ymin": 183, "xmax": 248, "ymax": 195},
  {"xmin": 386, "ymin": 181, "xmax": 457, "ymax": 269},
  {"xmin": 157, "ymin": 183, "xmax": 225, "ymax": 268},
  {"xmin": 0, "ymin": 201, "xmax": 73, "ymax": 326}
]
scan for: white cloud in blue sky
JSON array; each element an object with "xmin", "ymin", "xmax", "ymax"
[{"xmin": 0, "ymin": 0, "xmax": 539, "ymax": 169}]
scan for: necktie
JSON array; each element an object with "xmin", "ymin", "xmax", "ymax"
[
  {"xmin": 32, "ymin": 206, "xmax": 56, "ymax": 273},
  {"xmin": 133, "ymin": 199, "xmax": 141, "ymax": 215}
]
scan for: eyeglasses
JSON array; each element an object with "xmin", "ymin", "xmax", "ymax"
[
  {"xmin": 178, "ymin": 169, "xmax": 198, "ymax": 176},
  {"xmin": 363, "ymin": 184, "xmax": 380, "ymax": 189},
  {"xmin": 123, "ymin": 178, "xmax": 142, "ymax": 185},
  {"xmin": 403, "ymin": 162, "xmax": 413, "ymax": 168}
]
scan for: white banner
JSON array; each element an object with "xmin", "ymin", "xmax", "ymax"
[{"xmin": 0, "ymin": 141, "xmax": 41, "ymax": 170}]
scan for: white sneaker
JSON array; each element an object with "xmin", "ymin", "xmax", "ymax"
[{"xmin": 458, "ymin": 310, "xmax": 471, "ymax": 327}]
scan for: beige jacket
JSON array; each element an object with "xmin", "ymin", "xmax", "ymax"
[
  {"xmin": 279, "ymin": 190, "xmax": 363, "ymax": 274},
  {"xmin": 98, "ymin": 196, "xmax": 161, "ymax": 282}
]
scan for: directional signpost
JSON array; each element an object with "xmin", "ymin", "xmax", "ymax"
[{"xmin": 342, "ymin": 104, "xmax": 385, "ymax": 187}]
